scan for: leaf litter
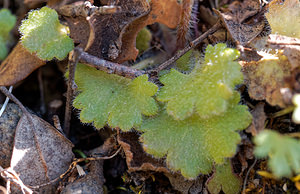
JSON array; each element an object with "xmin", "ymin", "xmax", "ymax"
[{"xmin": 1, "ymin": 0, "xmax": 300, "ymax": 193}]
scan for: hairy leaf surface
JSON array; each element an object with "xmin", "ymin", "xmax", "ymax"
[
  {"xmin": 73, "ymin": 63, "xmax": 158, "ymax": 130},
  {"xmin": 206, "ymin": 160, "xmax": 241, "ymax": 194},
  {"xmin": 254, "ymin": 130, "xmax": 300, "ymax": 177},
  {"xmin": 140, "ymin": 94, "xmax": 251, "ymax": 179},
  {"xmin": 0, "ymin": 9, "xmax": 16, "ymax": 60},
  {"xmin": 157, "ymin": 43, "xmax": 242, "ymax": 120},
  {"xmin": 19, "ymin": 7, "xmax": 73, "ymax": 60}
]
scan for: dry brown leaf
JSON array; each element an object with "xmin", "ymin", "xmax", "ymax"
[
  {"xmin": 0, "ymin": 43, "xmax": 45, "ymax": 86},
  {"xmin": 117, "ymin": 131, "xmax": 169, "ymax": 173},
  {"xmin": 61, "ymin": 0, "xmax": 180, "ymax": 63},
  {"xmin": 10, "ymin": 113, "xmax": 74, "ymax": 193},
  {"xmin": 242, "ymin": 51, "xmax": 292, "ymax": 107},
  {"xmin": 246, "ymin": 102, "xmax": 266, "ymax": 136},
  {"xmin": 268, "ymin": 34, "xmax": 300, "ymax": 70},
  {"xmin": 115, "ymin": 0, "xmax": 181, "ymax": 63},
  {"xmin": 215, "ymin": 0, "xmax": 265, "ymax": 46},
  {"xmin": 0, "ymin": 103, "xmax": 22, "ymax": 168},
  {"xmin": 85, "ymin": 0, "xmax": 150, "ymax": 61},
  {"xmin": 65, "ymin": 16, "xmax": 90, "ymax": 49}
]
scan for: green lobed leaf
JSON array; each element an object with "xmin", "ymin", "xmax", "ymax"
[
  {"xmin": 157, "ymin": 43, "xmax": 242, "ymax": 120},
  {"xmin": 0, "ymin": 9, "xmax": 16, "ymax": 60},
  {"xmin": 0, "ymin": 37, "xmax": 8, "ymax": 60},
  {"xmin": 254, "ymin": 130, "xmax": 300, "ymax": 178},
  {"xmin": 73, "ymin": 63, "xmax": 158, "ymax": 131},
  {"xmin": 0, "ymin": 9, "xmax": 16, "ymax": 38},
  {"xmin": 19, "ymin": 7, "xmax": 73, "ymax": 60},
  {"xmin": 206, "ymin": 160, "xmax": 242, "ymax": 194},
  {"xmin": 140, "ymin": 93, "xmax": 251, "ymax": 179}
]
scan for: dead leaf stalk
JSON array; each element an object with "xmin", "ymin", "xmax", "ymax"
[
  {"xmin": 176, "ymin": 0, "xmax": 194, "ymax": 50},
  {"xmin": 154, "ymin": 21, "xmax": 222, "ymax": 72}
]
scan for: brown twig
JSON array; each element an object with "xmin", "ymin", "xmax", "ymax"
[
  {"xmin": 53, "ymin": 115, "xmax": 63, "ymax": 133},
  {"xmin": 58, "ymin": 1, "xmax": 121, "ymax": 17},
  {"xmin": 78, "ymin": 48, "xmax": 146, "ymax": 78},
  {"xmin": 30, "ymin": 146, "xmax": 122, "ymax": 189},
  {"xmin": 154, "ymin": 21, "xmax": 222, "ymax": 72},
  {"xmin": 0, "ymin": 86, "xmax": 28, "ymax": 114},
  {"xmin": 72, "ymin": 21, "xmax": 221, "ymax": 80},
  {"xmin": 64, "ymin": 48, "xmax": 82, "ymax": 136}
]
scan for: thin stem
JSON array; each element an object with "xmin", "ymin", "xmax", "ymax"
[
  {"xmin": 242, "ymin": 158, "xmax": 257, "ymax": 194},
  {"xmin": 64, "ymin": 48, "xmax": 82, "ymax": 137},
  {"xmin": 0, "ymin": 86, "xmax": 13, "ymax": 117},
  {"xmin": 37, "ymin": 69, "xmax": 46, "ymax": 114},
  {"xmin": 0, "ymin": 86, "xmax": 27, "ymax": 114},
  {"xmin": 154, "ymin": 21, "xmax": 222, "ymax": 72},
  {"xmin": 271, "ymin": 106, "xmax": 295, "ymax": 118}
]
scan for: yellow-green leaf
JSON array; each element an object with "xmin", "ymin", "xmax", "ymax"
[
  {"xmin": 19, "ymin": 7, "xmax": 73, "ymax": 60},
  {"xmin": 73, "ymin": 63, "xmax": 158, "ymax": 131},
  {"xmin": 140, "ymin": 93, "xmax": 251, "ymax": 179},
  {"xmin": 157, "ymin": 43, "xmax": 242, "ymax": 120}
]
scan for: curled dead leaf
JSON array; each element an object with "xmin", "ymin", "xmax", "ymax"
[
  {"xmin": 115, "ymin": 0, "xmax": 181, "ymax": 63},
  {"xmin": 215, "ymin": 0, "xmax": 265, "ymax": 46},
  {"xmin": 61, "ymin": 0, "xmax": 181, "ymax": 63},
  {"xmin": 0, "ymin": 43, "xmax": 45, "ymax": 86},
  {"xmin": 242, "ymin": 51, "xmax": 292, "ymax": 107}
]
